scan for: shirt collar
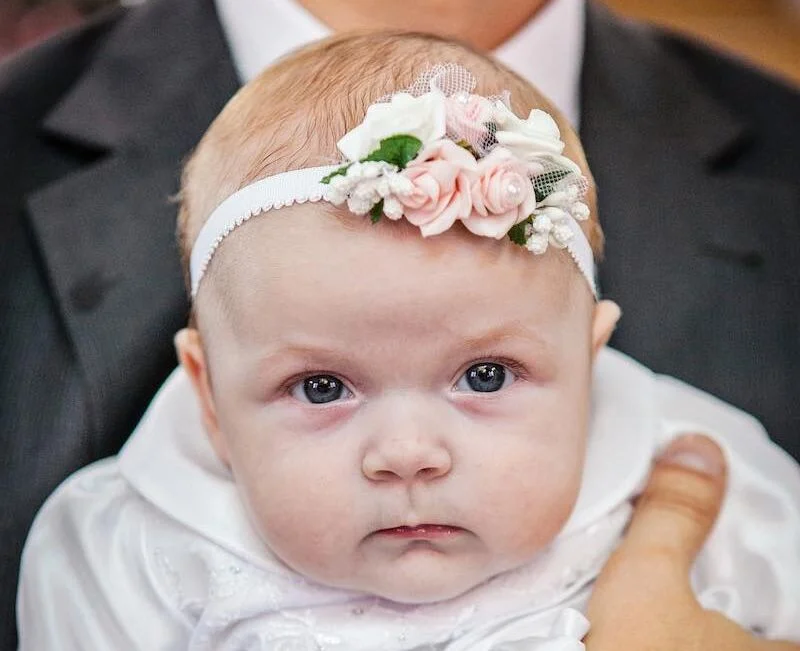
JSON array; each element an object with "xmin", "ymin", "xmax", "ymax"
[
  {"xmin": 493, "ymin": 0, "xmax": 585, "ymax": 127},
  {"xmin": 214, "ymin": 0, "xmax": 585, "ymax": 127}
]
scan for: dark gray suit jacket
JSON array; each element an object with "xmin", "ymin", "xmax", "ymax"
[{"xmin": 1, "ymin": 0, "xmax": 798, "ymax": 646}]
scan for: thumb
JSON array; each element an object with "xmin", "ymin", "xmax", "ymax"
[
  {"xmin": 621, "ymin": 433, "xmax": 727, "ymax": 573},
  {"xmin": 588, "ymin": 433, "xmax": 728, "ymax": 626}
]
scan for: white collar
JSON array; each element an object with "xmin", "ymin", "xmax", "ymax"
[
  {"xmin": 119, "ymin": 348, "xmax": 656, "ymax": 573},
  {"xmin": 213, "ymin": 0, "xmax": 585, "ymax": 127}
]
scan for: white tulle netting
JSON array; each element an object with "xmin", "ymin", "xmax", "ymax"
[
  {"xmin": 377, "ymin": 63, "xmax": 588, "ymax": 201},
  {"xmin": 379, "ymin": 63, "xmax": 509, "ymax": 159}
]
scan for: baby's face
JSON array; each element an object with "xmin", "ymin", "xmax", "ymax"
[{"xmin": 183, "ymin": 205, "xmax": 604, "ymax": 604}]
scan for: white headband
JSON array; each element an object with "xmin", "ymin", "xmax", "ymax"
[{"xmin": 189, "ymin": 64, "xmax": 597, "ymax": 299}]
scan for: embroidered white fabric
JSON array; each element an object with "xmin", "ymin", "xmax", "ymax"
[{"xmin": 17, "ymin": 349, "xmax": 800, "ymax": 650}]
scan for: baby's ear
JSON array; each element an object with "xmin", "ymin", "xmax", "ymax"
[
  {"xmin": 174, "ymin": 328, "xmax": 231, "ymax": 466},
  {"xmin": 591, "ymin": 300, "xmax": 621, "ymax": 361}
]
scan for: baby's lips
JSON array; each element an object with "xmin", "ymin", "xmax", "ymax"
[{"xmin": 373, "ymin": 524, "xmax": 465, "ymax": 539}]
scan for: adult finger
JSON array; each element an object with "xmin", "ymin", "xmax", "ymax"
[
  {"xmin": 589, "ymin": 433, "xmax": 728, "ymax": 621},
  {"xmin": 620, "ymin": 433, "xmax": 727, "ymax": 573},
  {"xmin": 586, "ymin": 434, "xmax": 729, "ymax": 644},
  {"xmin": 586, "ymin": 436, "xmax": 800, "ymax": 651}
]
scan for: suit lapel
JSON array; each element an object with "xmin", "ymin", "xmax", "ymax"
[
  {"xmin": 26, "ymin": 0, "xmax": 239, "ymax": 447},
  {"xmin": 24, "ymin": 0, "xmax": 798, "ymax": 446},
  {"xmin": 580, "ymin": 3, "xmax": 798, "ymax": 358}
]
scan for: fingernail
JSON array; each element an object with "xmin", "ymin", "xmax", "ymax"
[{"xmin": 657, "ymin": 434, "xmax": 725, "ymax": 477}]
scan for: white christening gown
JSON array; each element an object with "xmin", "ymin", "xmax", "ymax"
[{"xmin": 16, "ymin": 349, "xmax": 800, "ymax": 650}]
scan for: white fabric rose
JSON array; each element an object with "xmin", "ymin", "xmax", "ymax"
[
  {"xmin": 337, "ymin": 91, "xmax": 448, "ymax": 161},
  {"xmin": 493, "ymin": 104, "xmax": 582, "ymax": 174}
]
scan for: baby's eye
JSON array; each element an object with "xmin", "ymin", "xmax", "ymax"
[
  {"xmin": 455, "ymin": 362, "xmax": 515, "ymax": 393},
  {"xmin": 291, "ymin": 374, "xmax": 352, "ymax": 404}
]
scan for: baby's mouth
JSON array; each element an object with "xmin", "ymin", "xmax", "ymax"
[{"xmin": 374, "ymin": 524, "xmax": 465, "ymax": 539}]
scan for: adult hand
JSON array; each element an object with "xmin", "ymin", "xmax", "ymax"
[{"xmin": 585, "ymin": 434, "xmax": 800, "ymax": 651}]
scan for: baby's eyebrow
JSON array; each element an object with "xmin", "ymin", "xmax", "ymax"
[
  {"xmin": 250, "ymin": 342, "xmax": 367, "ymax": 375},
  {"xmin": 459, "ymin": 324, "xmax": 553, "ymax": 354},
  {"xmin": 255, "ymin": 326, "xmax": 553, "ymax": 359},
  {"xmin": 244, "ymin": 325, "xmax": 556, "ymax": 384}
]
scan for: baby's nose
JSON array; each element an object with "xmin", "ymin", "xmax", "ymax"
[{"xmin": 362, "ymin": 434, "xmax": 452, "ymax": 482}]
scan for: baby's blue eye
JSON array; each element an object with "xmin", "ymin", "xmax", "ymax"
[
  {"xmin": 456, "ymin": 363, "xmax": 515, "ymax": 393},
  {"xmin": 291, "ymin": 375, "xmax": 352, "ymax": 404}
]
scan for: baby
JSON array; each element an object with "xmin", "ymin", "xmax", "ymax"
[{"xmin": 17, "ymin": 32, "xmax": 800, "ymax": 650}]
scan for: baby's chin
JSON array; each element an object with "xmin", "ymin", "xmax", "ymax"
[
  {"xmin": 361, "ymin": 569, "xmax": 513, "ymax": 605},
  {"xmin": 366, "ymin": 580, "xmax": 487, "ymax": 605},
  {"xmin": 323, "ymin": 554, "xmax": 529, "ymax": 606}
]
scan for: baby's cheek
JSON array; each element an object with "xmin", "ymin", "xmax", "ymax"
[
  {"xmin": 488, "ymin": 452, "xmax": 583, "ymax": 557},
  {"xmin": 235, "ymin": 463, "xmax": 357, "ymax": 579}
]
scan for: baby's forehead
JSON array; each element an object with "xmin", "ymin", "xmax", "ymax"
[
  {"xmin": 210, "ymin": 201, "xmax": 494, "ymax": 276},
  {"xmin": 199, "ymin": 202, "xmax": 585, "ymax": 336}
]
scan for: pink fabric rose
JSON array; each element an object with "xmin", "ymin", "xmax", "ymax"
[
  {"xmin": 398, "ymin": 139, "xmax": 477, "ymax": 237},
  {"xmin": 445, "ymin": 93, "xmax": 492, "ymax": 149},
  {"xmin": 466, "ymin": 147, "xmax": 537, "ymax": 239}
]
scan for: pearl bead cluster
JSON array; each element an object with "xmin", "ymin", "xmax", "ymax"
[
  {"xmin": 524, "ymin": 185, "xmax": 591, "ymax": 256},
  {"xmin": 324, "ymin": 161, "xmax": 414, "ymax": 218}
]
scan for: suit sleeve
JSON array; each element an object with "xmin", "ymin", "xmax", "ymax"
[
  {"xmin": 16, "ymin": 459, "xmax": 190, "ymax": 650},
  {"xmin": 657, "ymin": 376, "xmax": 800, "ymax": 642}
]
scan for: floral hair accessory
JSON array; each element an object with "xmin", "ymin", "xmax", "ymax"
[{"xmin": 189, "ymin": 65, "xmax": 596, "ymax": 298}]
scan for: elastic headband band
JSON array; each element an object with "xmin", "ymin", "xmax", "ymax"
[
  {"xmin": 190, "ymin": 166, "xmax": 336, "ymax": 298},
  {"xmin": 189, "ymin": 168, "xmax": 597, "ymax": 298}
]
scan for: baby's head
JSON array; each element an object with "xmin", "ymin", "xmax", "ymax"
[{"xmin": 176, "ymin": 32, "xmax": 620, "ymax": 604}]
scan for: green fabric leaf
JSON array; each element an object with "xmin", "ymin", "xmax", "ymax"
[
  {"xmin": 362, "ymin": 135, "xmax": 423, "ymax": 169},
  {"xmin": 507, "ymin": 218, "xmax": 531, "ymax": 246},
  {"xmin": 533, "ymin": 169, "xmax": 570, "ymax": 203},
  {"xmin": 455, "ymin": 139, "xmax": 478, "ymax": 157},
  {"xmin": 370, "ymin": 199, "xmax": 384, "ymax": 223},
  {"xmin": 321, "ymin": 164, "xmax": 352, "ymax": 184}
]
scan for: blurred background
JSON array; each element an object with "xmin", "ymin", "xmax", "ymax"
[
  {"xmin": 604, "ymin": 0, "xmax": 800, "ymax": 85},
  {"xmin": 0, "ymin": 0, "xmax": 116, "ymax": 58},
  {"xmin": 1, "ymin": 0, "xmax": 799, "ymax": 85}
]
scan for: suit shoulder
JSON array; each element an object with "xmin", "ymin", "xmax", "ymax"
[
  {"xmin": 0, "ymin": 7, "xmax": 124, "ymax": 124},
  {"xmin": 654, "ymin": 29, "xmax": 800, "ymax": 162},
  {"xmin": 656, "ymin": 29, "xmax": 799, "ymax": 106}
]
